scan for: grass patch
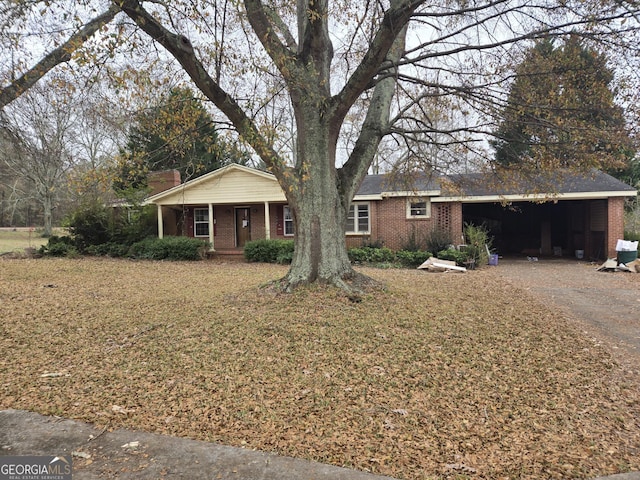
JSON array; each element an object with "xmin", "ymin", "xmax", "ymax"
[
  {"xmin": 1, "ymin": 258, "xmax": 639, "ymax": 479},
  {"xmin": 0, "ymin": 228, "xmax": 50, "ymax": 253}
]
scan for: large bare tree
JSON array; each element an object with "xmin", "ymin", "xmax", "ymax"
[
  {"xmin": 1, "ymin": 0, "xmax": 639, "ymax": 291},
  {"xmin": 0, "ymin": 77, "xmax": 78, "ymax": 236}
]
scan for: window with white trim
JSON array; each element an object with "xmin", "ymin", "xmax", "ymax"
[
  {"xmin": 194, "ymin": 208, "xmax": 209, "ymax": 237},
  {"xmin": 283, "ymin": 205, "xmax": 294, "ymax": 236},
  {"xmin": 346, "ymin": 202, "xmax": 370, "ymax": 233},
  {"xmin": 407, "ymin": 198, "xmax": 431, "ymax": 218}
]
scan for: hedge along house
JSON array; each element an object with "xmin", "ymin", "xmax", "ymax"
[{"xmin": 144, "ymin": 164, "xmax": 637, "ymax": 259}]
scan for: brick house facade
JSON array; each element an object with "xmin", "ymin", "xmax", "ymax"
[{"xmin": 145, "ymin": 164, "xmax": 636, "ymax": 259}]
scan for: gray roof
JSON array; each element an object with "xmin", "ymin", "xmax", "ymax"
[
  {"xmin": 356, "ymin": 173, "xmax": 440, "ymax": 196},
  {"xmin": 444, "ymin": 169, "xmax": 636, "ymax": 197},
  {"xmin": 356, "ymin": 169, "xmax": 636, "ymax": 197}
]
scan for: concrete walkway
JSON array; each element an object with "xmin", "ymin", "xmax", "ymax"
[
  {"xmin": 1, "ymin": 409, "xmax": 394, "ymax": 479},
  {"xmin": 2, "ymin": 409, "xmax": 639, "ymax": 479}
]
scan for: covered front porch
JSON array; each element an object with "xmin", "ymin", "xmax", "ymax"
[
  {"xmin": 145, "ymin": 164, "xmax": 291, "ymax": 252},
  {"xmin": 156, "ymin": 202, "xmax": 292, "ymax": 251}
]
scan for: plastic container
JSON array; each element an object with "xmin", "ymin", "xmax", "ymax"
[
  {"xmin": 575, "ymin": 250, "xmax": 584, "ymax": 259},
  {"xmin": 488, "ymin": 254, "xmax": 499, "ymax": 266},
  {"xmin": 617, "ymin": 250, "xmax": 638, "ymax": 264}
]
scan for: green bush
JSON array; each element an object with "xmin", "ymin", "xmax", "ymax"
[
  {"xmin": 463, "ymin": 223, "xmax": 493, "ymax": 266},
  {"xmin": 85, "ymin": 242, "xmax": 131, "ymax": 257},
  {"xmin": 437, "ymin": 248, "xmax": 469, "ymax": 266},
  {"xmin": 624, "ymin": 230, "xmax": 640, "ymax": 243},
  {"xmin": 348, "ymin": 246, "xmax": 396, "ymax": 264},
  {"xmin": 65, "ymin": 202, "xmax": 111, "ymax": 250},
  {"xmin": 425, "ymin": 228, "xmax": 453, "ymax": 254},
  {"xmin": 244, "ymin": 239, "xmax": 294, "ymax": 263},
  {"xmin": 395, "ymin": 249, "xmax": 432, "ymax": 268},
  {"xmin": 39, "ymin": 235, "xmax": 77, "ymax": 257},
  {"xmin": 129, "ymin": 236, "xmax": 208, "ymax": 260}
]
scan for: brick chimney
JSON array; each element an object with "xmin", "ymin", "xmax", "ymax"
[{"xmin": 148, "ymin": 169, "xmax": 181, "ymax": 195}]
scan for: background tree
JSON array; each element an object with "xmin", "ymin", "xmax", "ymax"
[
  {"xmin": 1, "ymin": 1, "xmax": 640, "ymax": 291},
  {"xmin": 114, "ymin": 86, "xmax": 249, "ymax": 194},
  {"xmin": 492, "ymin": 37, "xmax": 635, "ymax": 173},
  {"xmin": 0, "ymin": 76, "xmax": 78, "ymax": 236}
]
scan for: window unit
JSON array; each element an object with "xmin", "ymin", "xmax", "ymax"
[
  {"xmin": 346, "ymin": 202, "xmax": 370, "ymax": 234},
  {"xmin": 407, "ymin": 198, "xmax": 431, "ymax": 218},
  {"xmin": 283, "ymin": 205, "xmax": 294, "ymax": 236},
  {"xmin": 194, "ymin": 208, "xmax": 209, "ymax": 237}
]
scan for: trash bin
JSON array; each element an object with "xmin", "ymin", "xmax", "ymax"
[
  {"xmin": 617, "ymin": 250, "xmax": 638, "ymax": 264},
  {"xmin": 488, "ymin": 254, "xmax": 499, "ymax": 266}
]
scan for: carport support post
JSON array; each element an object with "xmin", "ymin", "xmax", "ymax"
[{"xmin": 157, "ymin": 205, "xmax": 163, "ymax": 239}]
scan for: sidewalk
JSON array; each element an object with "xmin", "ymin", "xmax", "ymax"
[
  {"xmin": 1, "ymin": 409, "xmax": 638, "ymax": 480},
  {"xmin": 1, "ymin": 409, "xmax": 394, "ymax": 479}
]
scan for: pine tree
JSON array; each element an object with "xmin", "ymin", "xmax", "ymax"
[{"xmin": 492, "ymin": 37, "xmax": 634, "ymax": 172}]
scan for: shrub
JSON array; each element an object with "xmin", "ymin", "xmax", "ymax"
[
  {"xmin": 110, "ymin": 205, "xmax": 158, "ymax": 246},
  {"xmin": 437, "ymin": 248, "xmax": 469, "ymax": 266},
  {"xmin": 395, "ymin": 249, "xmax": 432, "ymax": 268},
  {"xmin": 65, "ymin": 202, "xmax": 111, "ymax": 250},
  {"xmin": 426, "ymin": 227, "xmax": 453, "ymax": 254},
  {"xmin": 401, "ymin": 225, "xmax": 425, "ymax": 252},
  {"xmin": 464, "ymin": 223, "xmax": 493, "ymax": 266},
  {"xmin": 347, "ymin": 246, "xmax": 395, "ymax": 264},
  {"xmin": 39, "ymin": 235, "xmax": 77, "ymax": 257},
  {"xmin": 244, "ymin": 239, "xmax": 294, "ymax": 263},
  {"xmin": 624, "ymin": 230, "xmax": 640, "ymax": 243},
  {"xmin": 85, "ymin": 242, "xmax": 131, "ymax": 258},
  {"xmin": 129, "ymin": 236, "xmax": 208, "ymax": 260}
]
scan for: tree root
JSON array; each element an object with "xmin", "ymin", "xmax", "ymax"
[{"xmin": 271, "ymin": 269, "xmax": 385, "ymax": 302}]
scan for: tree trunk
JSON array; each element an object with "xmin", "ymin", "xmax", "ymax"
[
  {"xmin": 42, "ymin": 193, "xmax": 53, "ymax": 237},
  {"xmin": 281, "ymin": 116, "xmax": 358, "ymax": 292}
]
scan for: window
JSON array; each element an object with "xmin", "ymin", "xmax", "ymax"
[
  {"xmin": 346, "ymin": 203, "xmax": 370, "ymax": 233},
  {"xmin": 194, "ymin": 208, "xmax": 209, "ymax": 237},
  {"xmin": 283, "ymin": 206, "xmax": 294, "ymax": 236},
  {"xmin": 407, "ymin": 198, "xmax": 431, "ymax": 218}
]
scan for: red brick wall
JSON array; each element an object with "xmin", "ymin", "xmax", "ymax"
[
  {"xmin": 607, "ymin": 197, "xmax": 626, "ymax": 258},
  {"xmin": 349, "ymin": 198, "xmax": 462, "ymax": 251},
  {"xmin": 176, "ymin": 200, "xmax": 466, "ymax": 252}
]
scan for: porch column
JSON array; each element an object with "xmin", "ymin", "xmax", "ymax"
[
  {"xmin": 264, "ymin": 201, "xmax": 271, "ymax": 239},
  {"xmin": 157, "ymin": 204, "xmax": 164, "ymax": 239},
  {"xmin": 208, "ymin": 203, "xmax": 215, "ymax": 251}
]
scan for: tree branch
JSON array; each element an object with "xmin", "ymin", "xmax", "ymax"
[
  {"xmin": 0, "ymin": 5, "xmax": 120, "ymax": 109},
  {"xmin": 330, "ymin": 0, "xmax": 422, "ymax": 127},
  {"xmin": 115, "ymin": 0, "xmax": 288, "ymax": 179},
  {"xmin": 338, "ymin": 25, "xmax": 408, "ymax": 203}
]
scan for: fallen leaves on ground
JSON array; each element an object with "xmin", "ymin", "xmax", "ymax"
[{"xmin": 1, "ymin": 257, "xmax": 639, "ymax": 479}]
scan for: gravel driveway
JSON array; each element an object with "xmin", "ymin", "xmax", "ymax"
[{"xmin": 490, "ymin": 257, "xmax": 640, "ymax": 377}]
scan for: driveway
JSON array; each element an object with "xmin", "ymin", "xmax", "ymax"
[{"xmin": 490, "ymin": 257, "xmax": 640, "ymax": 376}]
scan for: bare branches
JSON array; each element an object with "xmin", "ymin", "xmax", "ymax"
[
  {"xmin": 116, "ymin": 0, "xmax": 288, "ymax": 179},
  {"xmin": 0, "ymin": 4, "xmax": 120, "ymax": 109}
]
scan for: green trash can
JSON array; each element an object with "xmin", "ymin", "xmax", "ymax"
[{"xmin": 617, "ymin": 250, "xmax": 638, "ymax": 264}]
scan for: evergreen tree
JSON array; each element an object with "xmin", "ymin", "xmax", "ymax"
[
  {"xmin": 114, "ymin": 87, "xmax": 246, "ymax": 193},
  {"xmin": 492, "ymin": 37, "xmax": 635, "ymax": 172}
]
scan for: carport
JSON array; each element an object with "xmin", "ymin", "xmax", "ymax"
[
  {"xmin": 441, "ymin": 170, "xmax": 636, "ymax": 260},
  {"xmin": 463, "ymin": 199, "xmax": 607, "ymax": 259}
]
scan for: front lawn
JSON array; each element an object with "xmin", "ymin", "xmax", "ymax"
[{"xmin": 1, "ymin": 258, "xmax": 638, "ymax": 479}]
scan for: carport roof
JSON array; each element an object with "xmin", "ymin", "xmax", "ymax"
[{"xmin": 438, "ymin": 169, "xmax": 637, "ymax": 201}]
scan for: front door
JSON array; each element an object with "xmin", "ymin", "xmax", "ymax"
[{"xmin": 235, "ymin": 207, "xmax": 251, "ymax": 247}]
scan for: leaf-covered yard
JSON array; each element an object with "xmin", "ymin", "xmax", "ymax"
[{"xmin": 1, "ymin": 258, "xmax": 638, "ymax": 479}]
